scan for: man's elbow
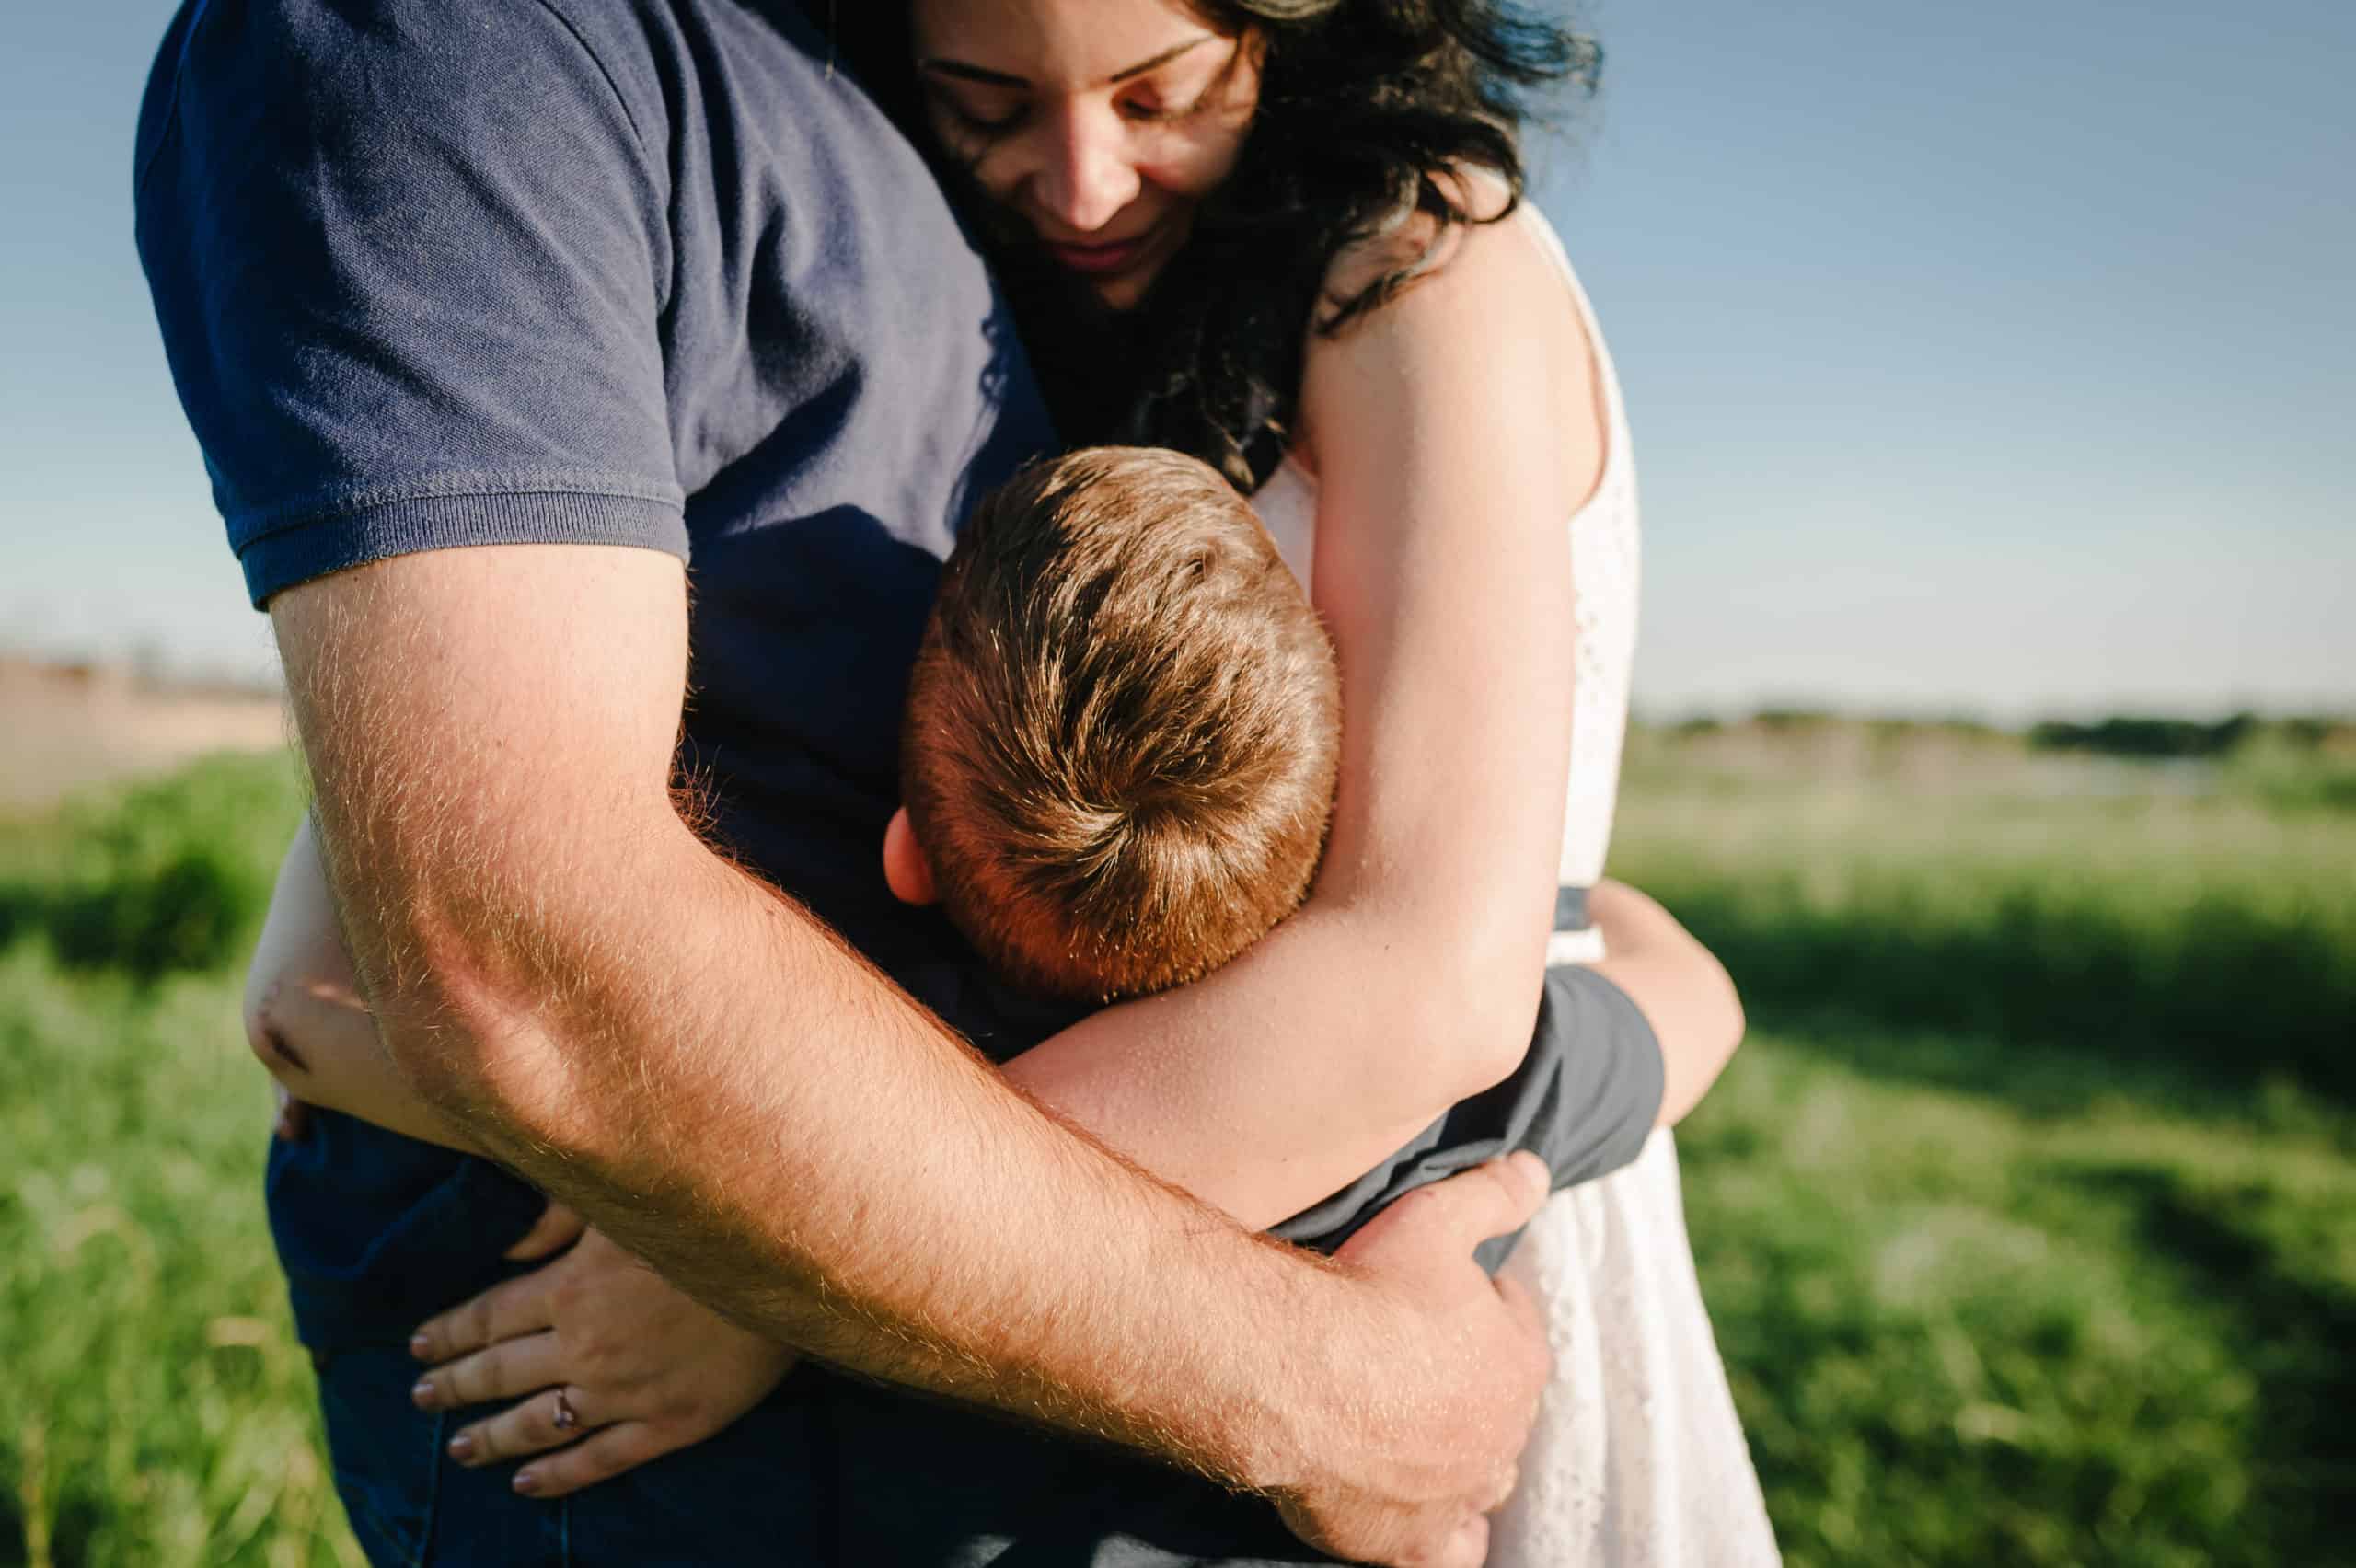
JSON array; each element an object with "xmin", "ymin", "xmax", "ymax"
[{"xmin": 360, "ymin": 908, "xmax": 584, "ymax": 1147}]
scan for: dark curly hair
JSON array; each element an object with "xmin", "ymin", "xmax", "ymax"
[{"xmin": 817, "ymin": 1, "xmax": 1600, "ymax": 490}]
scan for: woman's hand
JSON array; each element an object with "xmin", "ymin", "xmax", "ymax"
[{"xmin": 407, "ymin": 1211, "xmax": 798, "ymax": 1497}]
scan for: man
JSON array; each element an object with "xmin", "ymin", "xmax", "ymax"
[{"xmin": 135, "ymin": 1, "xmax": 1548, "ymax": 1562}]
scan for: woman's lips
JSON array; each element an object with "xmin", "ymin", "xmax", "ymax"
[{"xmin": 1044, "ymin": 236, "xmax": 1149, "ymax": 274}]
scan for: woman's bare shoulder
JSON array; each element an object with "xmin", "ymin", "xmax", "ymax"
[
  {"xmin": 1315, "ymin": 167, "xmax": 1520, "ymax": 305},
  {"xmin": 1300, "ymin": 177, "xmax": 1602, "ymax": 501}
]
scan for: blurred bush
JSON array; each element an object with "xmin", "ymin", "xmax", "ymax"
[
  {"xmin": 2027, "ymin": 713, "xmax": 2259, "ymax": 759},
  {"xmin": 1625, "ymin": 867, "xmax": 2353, "ymax": 1099},
  {"xmin": 0, "ymin": 753, "xmax": 304, "ymax": 979},
  {"xmin": 1614, "ymin": 720, "xmax": 2356, "ymax": 1102}
]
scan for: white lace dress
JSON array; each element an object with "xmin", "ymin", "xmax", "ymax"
[{"xmin": 1253, "ymin": 202, "xmax": 1779, "ymax": 1566}]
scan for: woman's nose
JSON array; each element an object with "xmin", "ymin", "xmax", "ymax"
[{"xmin": 1030, "ymin": 104, "xmax": 1141, "ymax": 236}]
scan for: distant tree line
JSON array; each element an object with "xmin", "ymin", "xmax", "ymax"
[
  {"xmin": 2027, "ymin": 714, "xmax": 2350, "ymax": 759},
  {"xmin": 1647, "ymin": 709, "xmax": 2352, "ymax": 760}
]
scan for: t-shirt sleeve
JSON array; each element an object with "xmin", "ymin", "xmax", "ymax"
[
  {"xmin": 1270, "ymin": 964, "xmax": 1665, "ymax": 1272},
  {"xmin": 1511, "ymin": 963, "xmax": 1668, "ymax": 1189},
  {"xmin": 133, "ymin": 0, "xmax": 686, "ymax": 606}
]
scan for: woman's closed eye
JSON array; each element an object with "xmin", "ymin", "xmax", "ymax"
[
  {"xmin": 1116, "ymin": 87, "xmax": 1203, "ymax": 125},
  {"xmin": 931, "ymin": 88, "xmax": 1208, "ymax": 139},
  {"xmin": 932, "ymin": 87, "xmax": 1030, "ymax": 135},
  {"xmin": 1126, "ymin": 46, "xmax": 1248, "ymax": 125}
]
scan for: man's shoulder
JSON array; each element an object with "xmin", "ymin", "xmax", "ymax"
[
  {"xmin": 152, "ymin": 0, "xmax": 658, "ymax": 121},
  {"xmin": 166, "ymin": 0, "xmax": 653, "ymax": 65},
  {"xmin": 146, "ymin": 0, "xmax": 904, "ymax": 196}
]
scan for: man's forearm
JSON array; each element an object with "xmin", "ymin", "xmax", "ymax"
[{"xmin": 311, "ymin": 781, "xmax": 1341, "ymax": 1486}]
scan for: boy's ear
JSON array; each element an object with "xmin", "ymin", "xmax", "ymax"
[{"xmin": 882, "ymin": 806, "xmax": 939, "ymax": 906}]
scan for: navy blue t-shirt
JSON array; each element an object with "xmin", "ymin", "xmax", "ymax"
[
  {"xmin": 136, "ymin": 0, "xmax": 1080, "ymax": 1354},
  {"xmin": 135, "ymin": 3, "xmax": 1661, "ymax": 1561}
]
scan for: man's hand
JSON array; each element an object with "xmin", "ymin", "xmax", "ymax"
[{"xmin": 1274, "ymin": 1152, "xmax": 1553, "ymax": 1568}]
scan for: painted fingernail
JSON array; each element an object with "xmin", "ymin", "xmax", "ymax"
[
  {"xmin": 409, "ymin": 1333, "xmax": 432, "ymax": 1359},
  {"xmin": 513, "ymin": 1469, "xmax": 539, "ymax": 1496},
  {"xmin": 410, "ymin": 1378, "xmax": 434, "ymax": 1406},
  {"xmin": 447, "ymin": 1433, "xmax": 476, "ymax": 1463}
]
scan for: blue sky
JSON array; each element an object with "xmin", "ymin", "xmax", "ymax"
[{"xmin": 5, "ymin": 0, "xmax": 2350, "ymax": 718}]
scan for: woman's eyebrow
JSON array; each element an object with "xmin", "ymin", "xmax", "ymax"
[
  {"xmin": 1107, "ymin": 36, "xmax": 1216, "ymax": 83},
  {"xmin": 918, "ymin": 36, "xmax": 1217, "ymax": 91},
  {"xmin": 917, "ymin": 58, "xmax": 1028, "ymax": 88}
]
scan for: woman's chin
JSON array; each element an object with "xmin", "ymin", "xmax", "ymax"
[{"xmin": 1087, "ymin": 273, "xmax": 1153, "ymax": 313}]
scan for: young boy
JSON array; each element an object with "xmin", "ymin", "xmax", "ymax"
[
  {"xmin": 251, "ymin": 444, "xmax": 1732, "ymax": 1259},
  {"xmin": 873, "ymin": 445, "xmax": 1730, "ymax": 1263}
]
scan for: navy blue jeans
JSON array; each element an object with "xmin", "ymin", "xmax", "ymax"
[
  {"xmin": 281, "ymin": 1118, "xmax": 1318, "ymax": 1566},
  {"xmin": 316, "ymin": 1345, "xmax": 1327, "ymax": 1566},
  {"xmin": 314, "ymin": 1344, "xmax": 837, "ymax": 1565}
]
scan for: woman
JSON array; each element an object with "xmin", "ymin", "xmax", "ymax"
[{"xmin": 250, "ymin": 0, "xmax": 1775, "ymax": 1560}]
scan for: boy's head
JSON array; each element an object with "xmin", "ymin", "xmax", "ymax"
[{"xmin": 892, "ymin": 445, "xmax": 1341, "ymax": 1003}]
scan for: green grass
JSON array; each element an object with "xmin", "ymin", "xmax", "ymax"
[
  {"xmin": 0, "ymin": 755, "xmax": 303, "ymax": 980},
  {"xmin": 1, "ymin": 755, "xmax": 352, "ymax": 1568},
  {"xmin": 1607, "ymin": 729, "xmax": 2356, "ymax": 1565},
  {"xmin": 1676, "ymin": 1027, "xmax": 2355, "ymax": 1566},
  {"xmin": 4, "ymin": 738, "xmax": 2352, "ymax": 1565}
]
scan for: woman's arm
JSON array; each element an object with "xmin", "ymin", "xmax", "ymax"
[
  {"xmin": 244, "ymin": 817, "xmax": 478, "ymax": 1154},
  {"xmin": 1003, "ymin": 207, "xmax": 1629, "ymax": 1228}
]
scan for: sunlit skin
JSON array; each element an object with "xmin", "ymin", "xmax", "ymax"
[{"xmin": 909, "ymin": 0, "xmax": 1263, "ymax": 311}]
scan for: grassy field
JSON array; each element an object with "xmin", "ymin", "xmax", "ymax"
[{"xmin": 4, "ymin": 731, "xmax": 2351, "ymax": 1566}]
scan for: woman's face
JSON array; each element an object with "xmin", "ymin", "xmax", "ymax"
[{"xmin": 907, "ymin": 0, "xmax": 1264, "ymax": 311}]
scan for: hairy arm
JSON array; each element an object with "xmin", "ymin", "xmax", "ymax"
[
  {"xmin": 1002, "ymin": 210, "xmax": 1665, "ymax": 1228},
  {"xmin": 244, "ymin": 852, "xmax": 1738, "ymax": 1185},
  {"xmin": 267, "ymin": 540, "xmax": 1543, "ymax": 1562}
]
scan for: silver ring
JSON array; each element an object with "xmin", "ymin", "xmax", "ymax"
[{"xmin": 551, "ymin": 1388, "xmax": 580, "ymax": 1431}]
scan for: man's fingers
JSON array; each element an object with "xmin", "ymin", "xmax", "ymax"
[
  {"xmin": 446, "ymin": 1385, "xmax": 590, "ymax": 1469},
  {"xmin": 1480, "ymin": 1457, "xmax": 1522, "ymax": 1515},
  {"xmin": 413, "ymin": 1330, "xmax": 560, "ymax": 1412},
  {"xmin": 1491, "ymin": 1269, "xmax": 1545, "ymax": 1332},
  {"xmin": 412, "ymin": 1267, "xmax": 558, "ymax": 1362},
  {"xmin": 510, "ymin": 1422, "xmax": 669, "ymax": 1498},
  {"xmin": 1430, "ymin": 1513, "xmax": 1490, "ymax": 1568},
  {"xmin": 1346, "ymin": 1153, "xmax": 1551, "ymax": 1267},
  {"xmin": 504, "ymin": 1201, "xmax": 588, "ymax": 1262}
]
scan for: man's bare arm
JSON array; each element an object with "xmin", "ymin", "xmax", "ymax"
[{"xmin": 271, "ymin": 540, "xmax": 1545, "ymax": 1567}]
